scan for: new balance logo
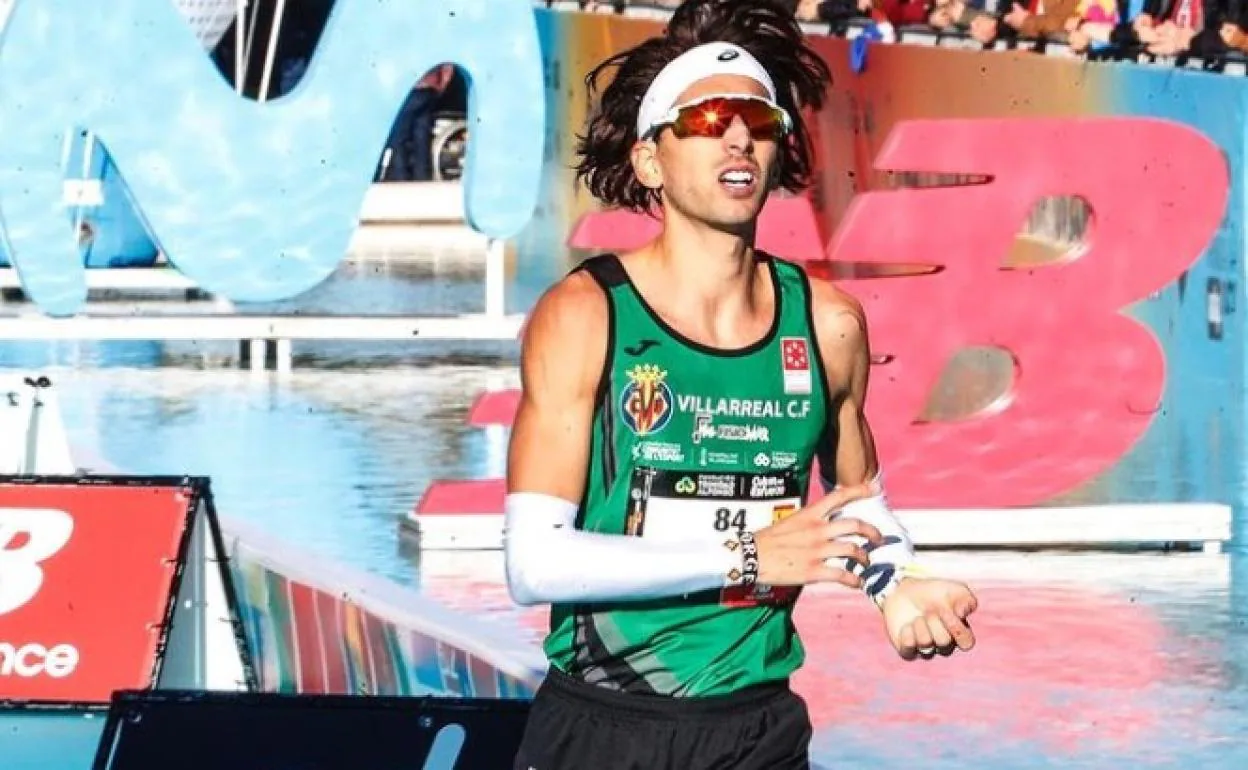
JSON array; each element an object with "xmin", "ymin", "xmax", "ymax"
[
  {"xmin": 0, "ymin": 642, "xmax": 79, "ymax": 678},
  {"xmin": 0, "ymin": 508, "xmax": 74, "ymax": 616}
]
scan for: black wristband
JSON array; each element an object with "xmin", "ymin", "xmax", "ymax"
[{"xmin": 738, "ymin": 531, "xmax": 759, "ymax": 586}]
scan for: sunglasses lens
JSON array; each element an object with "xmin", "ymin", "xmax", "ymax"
[
  {"xmin": 672, "ymin": 98, "xmax": 786, "ymax": 140},
  {"xmin": 738, "ymin": 101, "xmax": 786, "ymax": 139}
]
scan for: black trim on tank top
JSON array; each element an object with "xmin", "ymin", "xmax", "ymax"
[
  {"xmin": 599, "ymin": 383, "xmax": 618, "ymax": 493},
  {"xmin": 575, "ymin": 252, "xmax": 630, "ymax": 288},
  {"xmin": 605, "ymin": 251, "xmax": 783, "ymax": 358},
  {"xmin": 795, "ymin": 262, "xmax": 840, "ymax": 482},
  {"xmin": 570, "ymin": 254, "xmax": 620, "ymax": 526}
]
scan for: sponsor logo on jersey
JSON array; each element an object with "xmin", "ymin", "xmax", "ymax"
[
  {"xmin": 623, "ymin": 339, "xmax": 660, "ymax": 356},
  {"xmin": 693, "ymin": 413, "xmax": 770, "ymax": 444},
  {"xmin": 632, "ymin": 441, "xmax": 685, "ymax": 463},
  {"xmin": 667, "ymin": 473, "xmax": 741, "ymax": 498},
  {"xmin": 695, "ymin": 474, "xmax": 737, "ymax": 498},
  {"xmin": 781, "ymin": 337, "xmax": 812, "ymax": 395},
  {"xmin": 620, "ymin": 364, "xmax": 674, "ymax": 436},
  {"xmin": 752, "ymin": 451, "xmax": 803, "ymax": 469},
  {"xmin": 749, "ymin": 475, "xmax": 788, "ymax": 499},
  {"xmin": 699, "ymin": 448, "xmax": 740, "ymax": 467},
  {"xmin": 770, "ymin": 451, "xmax": 799, "ymax": 469}
]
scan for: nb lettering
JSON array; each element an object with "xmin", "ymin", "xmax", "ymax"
[
  {"xmin": 0, "ymin": 642, "xmax": 79, "ymax": 678},
  {"xmin": 0, "ymin": 507, "xmax": 74, "ymax": 616},
  {"xmin": 826, "ymin": 117, "xmax": 1227, "ymax": 507}
]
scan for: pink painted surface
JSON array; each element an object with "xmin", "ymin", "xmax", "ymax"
[
  {"xmin": 759, "ymin": 196, "xmax": 825, "ymax": 262},
  {"xmin": 417, "ymin": 479, "xmax": 506, "ymax": 515},
  {"xmin": 567, "ymin": 208, "xmax": 660, "ymax": 252},
  {"xmin": 439, "ymin": 118, "xmax": 1227, "ymax": 513},
  {"xmin": 824, "ymin": 118, "xmax": 1226, "ymax": 506},
  {"xmin": 468, "ymin": 390, "xmax": 522, "ymax": 427},
  {"xmin": 787, "ymin": 585, "xmax": 1194, "ymax": 750},
  {"xmin": 569, "ymin": 195, "xmax": 825, "ymax": 262},
  {"xmin": 418, "ymin": 565, "xmax": 1216, "ymax": 755}
]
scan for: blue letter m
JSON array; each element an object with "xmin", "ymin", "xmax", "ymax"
[{"xmin": 0, "ymin": 0, "xmax": 545, "ymax": 316}]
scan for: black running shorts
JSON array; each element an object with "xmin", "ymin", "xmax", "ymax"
[{"xmin": 512, "ymin": 667, "xmax": 813, "ymax": 770}]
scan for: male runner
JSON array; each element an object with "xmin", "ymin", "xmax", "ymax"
[{"xmin": 504, "ymin": 2, "xmax": 978, "ymax": 767}]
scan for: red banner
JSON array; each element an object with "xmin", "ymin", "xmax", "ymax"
[{"xmin": 0, "ymin": 479, "xmax": 193, "ymax": 705}]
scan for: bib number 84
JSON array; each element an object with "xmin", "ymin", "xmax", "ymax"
[
  {"xmin": 713, "ymin": 508, "xmax": 747, "ymax": 532},
  {"xmin": 713, "ymin": 503, "xmax": 797, "ymax": 534}
]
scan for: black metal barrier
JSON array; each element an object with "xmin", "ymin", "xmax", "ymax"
[{"xmin": 91, "ymin": 690, "xmax": 532, "ymax": 770}]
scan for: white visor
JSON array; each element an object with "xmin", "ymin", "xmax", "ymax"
[{"xmin": 636, "ymin": 42, "xmax": 782, "ymax": 139}]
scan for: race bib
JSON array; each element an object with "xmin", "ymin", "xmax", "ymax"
[{"xmin": 624, "ymin": 468, "xmax": 803, "ymax": 607}]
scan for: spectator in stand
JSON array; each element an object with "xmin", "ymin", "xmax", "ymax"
[
  {"xmin": 999, "ymin": 0, "xmax": 1081, "ymax": 40},
  {"xmin": 1220, "ymin": 3, "xmax": 1248, "ymax": 53},
  {"xmin": 928, "ymin": 0, "xmax": 1001, "ymax": 43},
  {"xmin": 796, "ymin": 0, "xmax": 967, "ymax": 41},
  {"xmin": 1134, "ymin": 0, "xmax": 1227, "ymax": 55},
  {"xmin": 1086, "ymin": 0, "xmax": 1228, "ymax": 55},
  {"xmin": 579, "ymin": 0, "xmax": 630, "ymax": 9},
  {"xmin": 794, "ymin": 0, "xmax": 875, "ymax": 30},
  {"xmin": 1065, "ymin": 0, "xmax": 1129, "ymax": 52},
  {"xmin": 1136, "ymin": 0, "xmax": 1198, "ymax": 52},
  {"xmin": 879, "ymin": 0, "xmax": 944, "ymax": 27}
]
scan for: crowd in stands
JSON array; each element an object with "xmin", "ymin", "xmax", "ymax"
[
  {"xmin": 799, "ymin": 0, "xmax": 1238, "ymax": 58},
  {"xmin": 386, "ymin": 0, "xmax": 1241, "ymax": 180},
  {"xmin": 569, "ymin": 0, "xmax": 1248, "ymax": 62}
]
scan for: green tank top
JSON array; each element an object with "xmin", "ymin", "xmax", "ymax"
[{"xmin": 543, "ymin": 252, "xmax": 832, "ymax": 697}]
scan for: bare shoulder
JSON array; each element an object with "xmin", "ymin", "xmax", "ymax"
[
  {"xmin": 520, "ymin": 266, "xmax": 609, "ymax": 397},
  {"xmin": 805, "ymin": 273, "xmax": 869, "ymax": 357},
  {"xmin": 523, "ymin": 267, "xmax": 609, "ymax": 351}
]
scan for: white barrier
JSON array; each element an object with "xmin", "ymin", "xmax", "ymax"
[
  {"xmin": 408, "ymin": 502, "xmax": 1233, "ymax": 552},
  {"xmin": 218, "ymin": 515, "xmax": 545, "ymax": 698}
]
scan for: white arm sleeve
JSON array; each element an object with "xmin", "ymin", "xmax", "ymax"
[
  {"xmin": 503, "ymin": 492, "xmax": 742, "ymax": 606},
  {"xmin": 822, "ymin": 470, "xmax": 917, "ymax": 600}
]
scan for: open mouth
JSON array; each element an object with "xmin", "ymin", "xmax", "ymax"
[{"xmin": 719, "ymin": 168, "xmax": 757, "ymax": 194}]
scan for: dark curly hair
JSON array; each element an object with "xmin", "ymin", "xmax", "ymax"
[{"xmin": 573, "ymin": 0, "xmax": 831, "ymax": 213}]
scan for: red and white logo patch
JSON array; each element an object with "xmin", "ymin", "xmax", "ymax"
[{"xmin": 780, "ymin": 337, "xmax": 811, "ymax": 395}]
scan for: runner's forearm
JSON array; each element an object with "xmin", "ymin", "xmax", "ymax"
[{"xmin": 504, "ymin": 492, "xmax": 741, "ymax": 605}]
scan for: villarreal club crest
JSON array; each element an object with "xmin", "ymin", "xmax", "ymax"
[{"xmin": 620, "ymin": 364, "xmax": 673, "ymax": 436}]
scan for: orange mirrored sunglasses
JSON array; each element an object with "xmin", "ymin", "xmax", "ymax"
[{"xmin": 649, "ymin": 94, "xmax": 793, "ymax": 141}]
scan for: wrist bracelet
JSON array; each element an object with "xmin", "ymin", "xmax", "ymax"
[
  {"xmin": 724, "ymin": 531, "xmax": 760, "ymax": 586},
  {"xmin": 738, "ymin": 530, "xmax": 759, "ymax": 586}
]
